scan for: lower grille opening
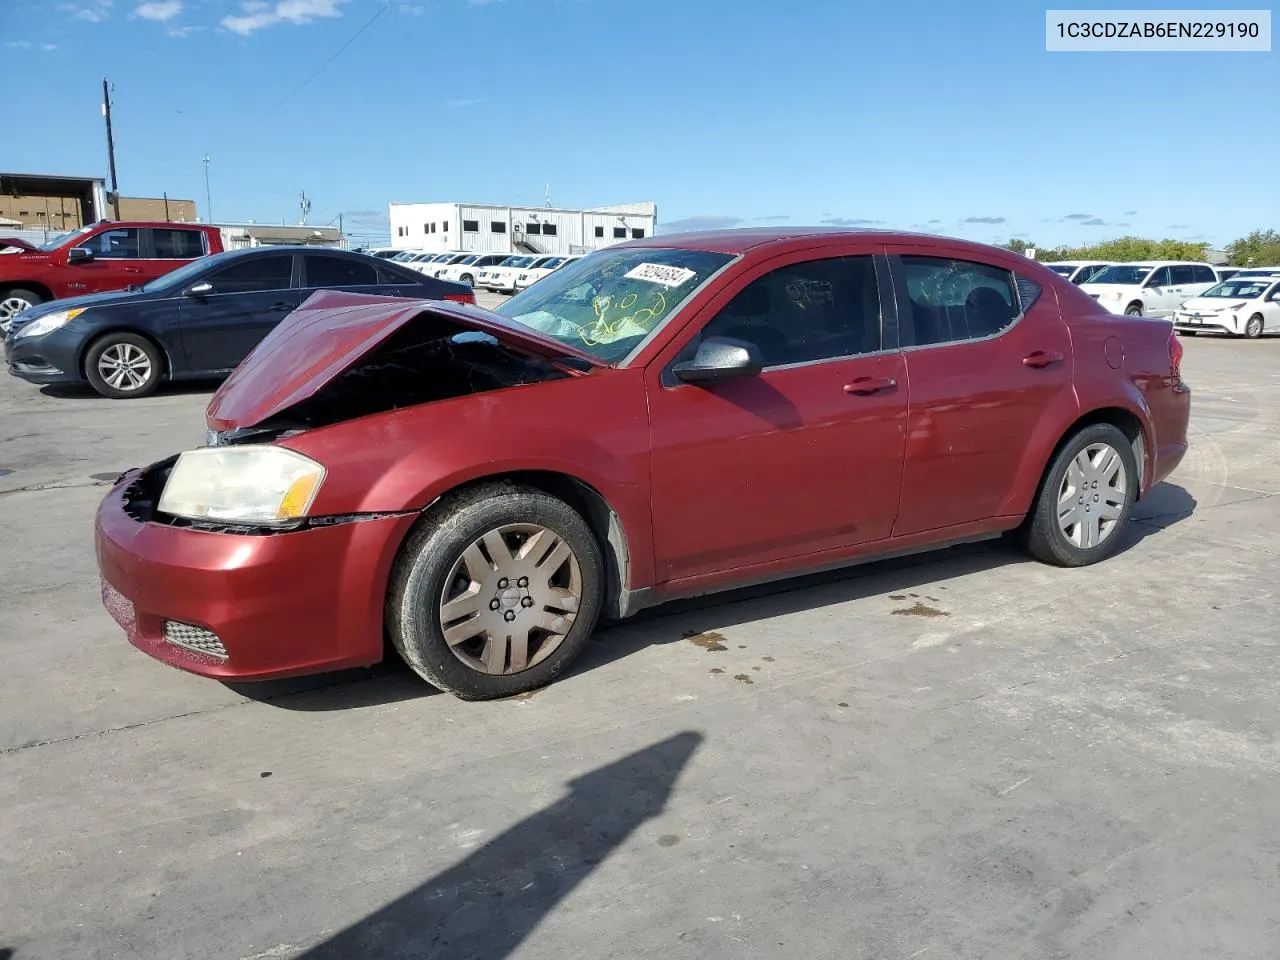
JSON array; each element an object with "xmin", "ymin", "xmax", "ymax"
[{"xmin": 163, "ymin": 620, "xmax": 229, "ymax": 660}]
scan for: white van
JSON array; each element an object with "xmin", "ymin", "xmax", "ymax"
[
  {"xmin": 1043, "ymin": 261, "xmax": 1111, "ymax": 284},
  {"xmin": 1079, "ymin": 261, "xmax": 1221, "ymax": 317}
]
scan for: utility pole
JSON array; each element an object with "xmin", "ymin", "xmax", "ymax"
[
  {"xmin": 102, "ymin": 77, "xmax": 121, "ymax": 221},
  {"xmin": 201, "ymin": 155, "xmax": 213, "ymax": 223}
]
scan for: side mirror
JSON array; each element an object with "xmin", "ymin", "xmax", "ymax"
[
  {"xmin": 185, "ymin": 281, "xmax": 214, "ymax": 298},
  {"xmin": 671, "ymin": 336, "xmax": 763, "ymax": 384},
  {"xmin": 67, "ymin": 247, "xmax": 94, "ymax": 264},
  {"xmin": 1145, "ymin": 276, "xmax": 1162, "ymax": 288}
]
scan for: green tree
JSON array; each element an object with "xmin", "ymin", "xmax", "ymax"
[{"xmin": 1226, "ymin": 229, "xmax": 1280, "ymax": 266}]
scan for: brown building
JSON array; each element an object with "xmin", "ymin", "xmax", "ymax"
[{"xmin": 0, "ymin": 193, "xmax": 197, "ymax": 231}]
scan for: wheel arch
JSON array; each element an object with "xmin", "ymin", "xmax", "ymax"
[
  {"xmin": 0, "ymin": 280, "xmax": 54, "ymax": 303},
  {"xmin": 78, "ymin": 327, "xmax": 174, "ymax": 382},
  {"xmin": 1026, "ymin": 406, "xmax": 1149, "ymax": 518},
  {"xmin": 392, "ymin": 469, "xmax": 642, "ymax": 622}
]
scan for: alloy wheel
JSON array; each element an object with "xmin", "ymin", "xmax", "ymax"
[
  {"xmin": 437, "ymin": 523, "xmax": 582, "ymax": 675},
  {"xmin": 97, "ymin": 342, "xmax": 154, "ymax": 392},
  {"xmin": 0, "ymin": 296, "xmax": 33, "ymax": 331},
  {"xmin": 1245, "ymin": 315, "xmax": 1263, "ymax": 338},
  {"xmin": 1056, "ymin": 442, "xmax": 1127, "ymax": 548}
]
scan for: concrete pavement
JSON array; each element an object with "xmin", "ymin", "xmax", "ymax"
[{"xmin": 1, "ymin": 334, "xmax": 1278, "ymax": 959}]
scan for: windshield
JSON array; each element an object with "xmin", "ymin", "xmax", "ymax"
[
  {"xmin": 37, "ymin": 227, "xmax": 93, "ymax": 251},
  {"xmin": 1088, "ymin": 265, "xmax": 1153, "ymax": 285},
  {"xmin": 1046, "ymin": 265, "xmax": 1076, "ymax": 277},
  {"xmin": 494, "ymin": 246, "xmax": 734, "ymax": 363},
  {"xmin": 391, "ymin": 252, "xmax": 416, "ymax": 261},
  {"xmin": 1202, "ymin": 280, "xmax": 1270, "ymax": 299},
  {"xmin": 537, "ymin": 257, "xmax": 564, "ymax": 269},
  {"xmin": 458, "ymin": 255, "xmax": 478, "ymax": 265},
  {"xmin": 503, "ymin": 256, "xmax": 534, "ymax": 268}
]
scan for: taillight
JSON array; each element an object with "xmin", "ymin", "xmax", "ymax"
[
  {"xmin": 445, "ymin": 291, "xmax": 475, "ymax": 304},
  {"xmin": 1169, "ymin": 332, "xmax": 1184, "ymax": 381}
]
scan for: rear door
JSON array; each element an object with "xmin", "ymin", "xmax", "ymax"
[
  {"xmin": 177, "ymin": 252, "xmax": 299, "ymax": 372},
  {"xmin": 646, "ymin": 247, "xmax": 907, "ymax": 581},
  {"xmin": 1263, "ymin": 280, "xmax": 1280, "ymax": 332},
  {"xmin": 887, "ymin": 246, "xmax": 1075, "ymax": 536},
  {"xmin": 143, "ymin": 226, "xmax": 210, "ymax": 285}
]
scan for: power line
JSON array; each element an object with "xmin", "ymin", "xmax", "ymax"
[{"xmin": 267, "ymin": 0, "xmax": 395, "ymax": 112}]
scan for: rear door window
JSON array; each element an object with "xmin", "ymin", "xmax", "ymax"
[
  {"xmin": 150, "ymin": 228, "xmax": 207, "ymax": 260},
  {"xmin": 303, "ymin": 255, "xmax": 379, "ymax": 288},
  {"xmin": 1191, "ymin": 265, "xmax": 1217, "ymax": 284},
  {"xmin": 897, "ymin": 256, "xmax": 1019, "ymax": 346},
  {"xmin": 1170, "ymin": 265, "xmax": 1197, "ymax": 285}
]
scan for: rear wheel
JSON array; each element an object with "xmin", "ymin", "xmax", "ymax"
[
  {"xmin": 84, "ymin": 332, "xmax": 164, "ymax": 399},
  {"xmin": 1180, "ymin": 330, "xmax": 1198, "ymax": 336},
  {"xmin": 1243, "ymin": 314, "xmax": 1264, "ymax": 339},
  {"xmin": 387, "ymin": 483, "xmax": 604, "ymax": 700},
  {"xmin": 1124, "ymin": 303, "xmax": 1143, "ymax": 316},
  {"xmin": 459, "ymin": 273, "xmax": 474, "ymax": 286},
  {"xmin": 1018, "ymin": 423, "xmax": 1138, "ymax": 567}
]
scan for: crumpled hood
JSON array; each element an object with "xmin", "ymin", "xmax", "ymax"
[{"xmin": 205, "ymin": 289, "xmax": 603, "ymax": 432}]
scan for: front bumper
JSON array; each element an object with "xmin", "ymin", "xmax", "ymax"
[
  {"xmin": 94, "ymin": 461, "xmax": 418, "ymax": 681},
  {"xmin": 5, "ymin": 329, "xmax": 81, "ymax": 384},
  {"xmin": 1173, "ymin": 311, "xmax": 1236, "ymax": 334}
]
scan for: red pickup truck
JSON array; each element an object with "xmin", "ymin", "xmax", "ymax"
[{"xmin": 0, "ymin": 221, "xmax": 224, "ymax": 328}]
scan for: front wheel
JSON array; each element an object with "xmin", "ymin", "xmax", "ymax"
[
  {"xmin": 387, "ymin": 483, "xmax": 604, "ymax": 700},
  {"xmin": 1243, "ymin": 314, "xmax": 1264, "ymax": 339},
  {"xmin": 459, "ymin": 273, "xmax": 474, "ymax": 286},
  {"xmin": 1124, "ymin": 303, "xmax": 1143, "ymax": 316},
  {"xmin": 0, "ymin": 288, "xmax": 44, "ymax": 331},
  {"xmin": 1018, "ymin": 423, "xmax": 1138, "ymax": 567},
  {"xmin": 84, "ymin": 332, "xmax": 164, "ymax": 399}
]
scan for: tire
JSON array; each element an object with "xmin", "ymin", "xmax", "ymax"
[
  {"xmin": 0, "ymin": 287, "xmax": 44, "ymax": 329},
  {"xmin": 83, "ymin": 332, "xmax": 164, "ymax": 399},
  {"xmin": 1243, "ymin": 314, "xmax": 1264, "ymax": 339},
  {"xmin": 387, "ymin": 482, "xmax": 604, "ymax": 700},
  {"xmin": 1124, "ymin": 303, "xmax": 1143, "ymax": 316},
  {"xmin": 459, "ymin": 273, "xmax": 474, "ymax": 286},
  {"xmin": 1180, "ymin": 330, "xmax": 1198, "ymax": 336},
  {"xmin": 1017, "ymin": 423, "xmax": 1138, "ymax": 568}
]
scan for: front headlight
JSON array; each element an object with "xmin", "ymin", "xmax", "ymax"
[
  {"xmin": 14, "ymin": 308, "xmax": 85, "ymax": 340},
  {"xmin": 157, "ymin": 446, "xmax": 325, "ymax": 527}
]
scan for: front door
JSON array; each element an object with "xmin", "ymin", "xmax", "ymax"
[
  {"xmin": 1142, "ymin": 266, "xmax": 1178, "ymax": 316},
  {"xmin": 887, "ymin": 247, "xmax": 1075, "ymax": 535},
  {"xmin": 646, "ymin": 249, "xmax": 907, "ymax": 582},
  {"xmin": 68, "ymin": 226, "xmax": 144, "ymax": 295},
  {"xmin": 178, "ymin": 253, "xmax": 299, "ymax": 372}
]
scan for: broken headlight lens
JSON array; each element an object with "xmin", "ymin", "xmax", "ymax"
[{"xmin": 157, "ymin": 446, "xmax": 325, "ymax": 527}]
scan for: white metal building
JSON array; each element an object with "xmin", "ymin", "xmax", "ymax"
[{"xmin": 388, "ymin": 201, "xmax": 657, "ymax": 256}]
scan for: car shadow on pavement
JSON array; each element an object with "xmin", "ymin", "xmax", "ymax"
[
  {"xmin": 293, "ymin": 731, "xmax": 702, "ymax": 959},
  {"xmin": 235, "ymin": 483, "xmax": 1196, "ymax": 712},
  {"xmin": 39, "ymin": 379, "xmax": 220, "ymax": 400}
]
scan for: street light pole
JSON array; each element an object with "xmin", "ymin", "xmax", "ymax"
[
  {"xmin": 102, "ymin": 77, "xmax": 121, "ymax": 221},
  {"xmin": 201, "ymin": 155, "xmax": 213, "ymax": 223}
]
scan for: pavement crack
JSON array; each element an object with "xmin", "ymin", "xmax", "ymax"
[
  {"xmin": 0, "ymin": 479, "xmax": 113, "ymax": 497},
  {"xmin": 1, "ymin": 702, "xmax": 246, "ymax": 755}
]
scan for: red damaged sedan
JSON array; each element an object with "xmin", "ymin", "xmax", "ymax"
[{"xmin": 95, "ymin": 229, "xmax": 1191, "ymax": 700}]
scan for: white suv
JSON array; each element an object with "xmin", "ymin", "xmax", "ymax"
[
  {"xmin": 435, "ymin": 253, "xmax": 511, "ymax": 286},
  {"xmin": 1079, "ymin": 261, "xmax": 1221, "ymax": 317},
  {"xmin": 1043, "ymin": 261, "xmax": 1111, "ymax": 284}
]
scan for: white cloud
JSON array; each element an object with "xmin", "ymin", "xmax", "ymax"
[
  {"xmin": 134, "ymin": 1, "xmax": 183, "ymax": 21},
  {"xmin": 43, "ymin": 43, "xmax": 60, "ymax": 50},
  {"xmin": 6, "ymin": 40, "xmax": 34, "ymax": 49},
  {"xmin": 221, "ymin": 0, "xmax": 347, "ymax": 35},
  {"xmin": 167, "ymin": 24, "xmax": 204, "ymax": 37},
  {"xmin": 59, "ymin": 0, "xmax": 114, "ymax": 22}
]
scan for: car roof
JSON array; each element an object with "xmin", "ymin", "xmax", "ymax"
[{"xmin": 619, "ymin": 226, "xmax": 1062, "ymax": 260}]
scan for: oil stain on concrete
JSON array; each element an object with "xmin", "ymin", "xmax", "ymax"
[
  {"xmin": 684, "ymin": 630, "xmax": 728, "ymax": 652},
  {"xmin": 892, "ymin": 602, "xmax": 951, "ymax": 619}
]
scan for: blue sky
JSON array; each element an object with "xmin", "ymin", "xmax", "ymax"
[{"xmin": 4, "ymin": 0, "xmax": 1277, "ymax": 248}]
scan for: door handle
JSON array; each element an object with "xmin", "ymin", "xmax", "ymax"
[
  {"xmin": 1022, "ymin": 350, "xmax": 1063, "ymax": 368},
  {"xmin": 123, "ymin": 266, "xmax": 143, "ymax": 274},
  {"xmin": 844, "ymin": 376, "xmax": 897, "ymax": 395}
]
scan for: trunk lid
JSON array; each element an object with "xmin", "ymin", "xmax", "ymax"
[{"xmin": 205, "ymin": 289, "xmax": 603, "ymax": 431}]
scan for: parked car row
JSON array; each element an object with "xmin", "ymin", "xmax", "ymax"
[
  {"xmin": 1173, "ymin": 274, "xmax": 1280, "ymax": 338},
  {"xmin": 3, "ymin": 247, "xmax": 473, "ymax": 398},
  {"xmin": 376, "ymin": 250, "xmax": 584, "ymax": 293}
]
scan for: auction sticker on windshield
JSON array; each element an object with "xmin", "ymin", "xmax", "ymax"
[{"xmin": 624, "ymin": 263, "xmax": 698, "ymax": 287}]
